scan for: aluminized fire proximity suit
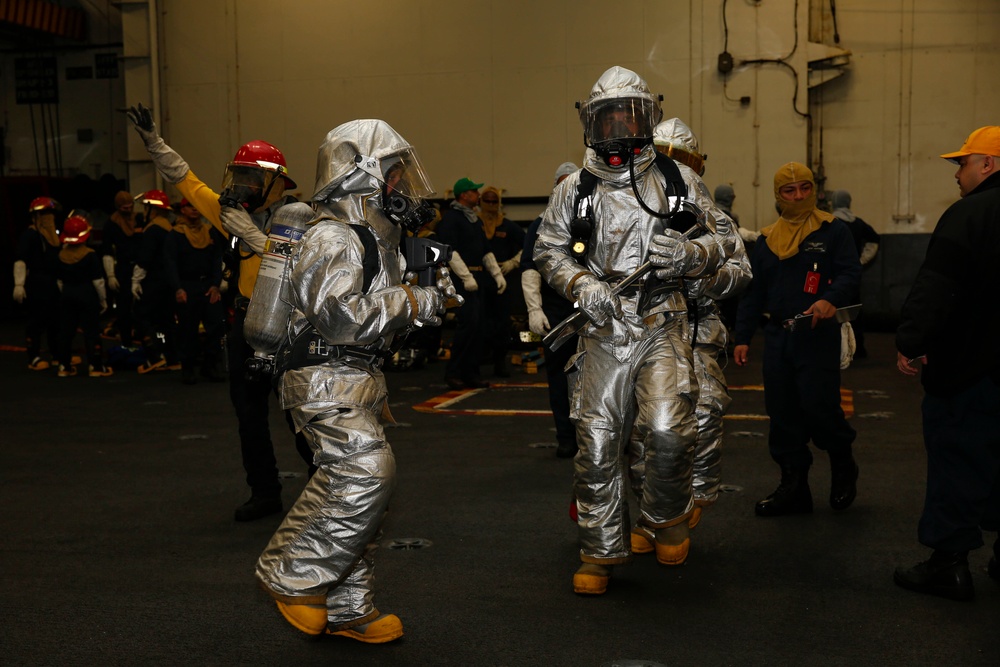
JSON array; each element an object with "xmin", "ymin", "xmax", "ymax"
[
  {"xmin": 255, "ymin": 120, "xmax": 450, "ymax": 639},
  {"xmin": 534, "ymin": 67, "xmax": 729, "ymax": 571},
  {"xmin": 629, "ymin": 120, "xmax": 752, "ymax": 514}
]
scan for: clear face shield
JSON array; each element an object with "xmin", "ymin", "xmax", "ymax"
[
  {"xmin": 582, "ymin": 97, "xmax": 661, "ymax": 167},
  {"xmin": 359, "ymin": 148, "xmax": 436, "ymax": 232},
  {"xmin": 219, "ymin": 164, "xmax": 285, "ymax": 212}
]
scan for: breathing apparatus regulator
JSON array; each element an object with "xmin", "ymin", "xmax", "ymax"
[{"xmin": 353, "ymin": 150, "xmax": 437, "ymax": 233}]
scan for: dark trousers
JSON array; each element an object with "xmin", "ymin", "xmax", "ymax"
[
  {"xmin": 544, "ymin": 335, "xmax": 578, "ymax": 448},
  {"xmin": 56, "ymin": 293, "xmax": 102, "ymax": 368},
  {"xmin": 762, "ymin": 326, "xmax": 856, "ymax": 469},
  {"xmin": 228, "ymin": 305, "xmax": 314, "ymax": 498},
  {"xmin": 134, "ymin": 281, "xmax": 177, "ymax": 363},
  {"xmin": 483, "ymin": 279, "xmax": 513, "ymax": 366},
  {"xmin": 918, "ymin": 377, "xmax": 1000, "ymax": 552},
  {"xmin": 24, "ymin": 279, "xmax": 60, "ymax": 360},
  {"xmin": 111, "ymin": 263, "xmax": 136, "ymax": 344},
  {"xmin": 445, "ymin": 284, "xmax": 484, "ymax": 383},
  {"xmin": 175, "ymin": 279, "xmax": 225, "ymax": 369}
]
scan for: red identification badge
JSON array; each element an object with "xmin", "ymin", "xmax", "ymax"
[{"xmin": 803, "ymin": 271, "xmax": 820, "ymax": 294}]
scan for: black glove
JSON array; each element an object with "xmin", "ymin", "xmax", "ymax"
[{"xmin": 126, "ymin": 103, "xmax": 155, "ymax": 134}]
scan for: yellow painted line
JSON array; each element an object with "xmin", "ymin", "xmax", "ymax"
[
  {"xmin": 412, "ymin": 382, "xmax": 553, "ymax": 416},
  {"xmin": 413, "ymin": 382, "xmax": 853, "ymax": 419}
]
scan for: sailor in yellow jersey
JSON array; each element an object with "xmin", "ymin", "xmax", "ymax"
[{"xmin": 127, "ymin": 103, "xmax": 314, "ymax": 521}]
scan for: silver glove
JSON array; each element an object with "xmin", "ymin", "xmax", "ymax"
[
  {"xmin": 649, "ymin": 229, "xmax": 708, "ymax": 280},
  {"xmin": 574, "ymin": 275, "xmax": 622, "ymax": 327}
]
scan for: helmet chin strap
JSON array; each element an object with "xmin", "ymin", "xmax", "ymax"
[{"xmin": 628, "ymin": 151, "xmax": 681, "ymax": 220}]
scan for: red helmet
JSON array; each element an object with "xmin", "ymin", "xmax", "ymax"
[
  {"xmin": 229, "ymin": 140, "xmax": 296, "ymax": 189},
  {"xmin": 29, "ymin": 196, "xmax": 60, "ymax": 213},
  {"xmin": 60, "ymin": 215, "xmax": 91, "ymax": 245},
  {"xmin": 138, "ymin": 189, "xmax": 172, "ymax": 210}
]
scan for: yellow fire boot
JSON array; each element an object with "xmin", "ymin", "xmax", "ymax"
[
  {"xmin": 655, "ymin": 521, "xmax": 691, "ymax": 566},
  {"xmin": 573, "ymin": 563, "xmax": 611, "ymax": 595},
  {"xmin": 275, "ymin": 600, "xmax": 327, "ymax": 636},
  {"xmin": 27, "ymin": 356, "xmax": 50, "ymax": 371},
  {"xmin": 630, "ymin": 524, "xmax": 655, "ymax": 554},
  {"xmin": 688, "ymin": 505, "xmax": 703, "ymax": 529},
  {"xmin": 327, "ymin": 613, "xmax": 404, "ymax": 644}
]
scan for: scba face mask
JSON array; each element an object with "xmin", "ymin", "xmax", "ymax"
[
  {"xmin": 219, "ymin": 165, "xmax": 282, "ymax": 212},
  {"xmin": 356, "ymin": 148, "xmax": 437, "ymax": 232},
  {"xmin": 581, "ymin": 97, "xmax": 661, "ymax": 168}
]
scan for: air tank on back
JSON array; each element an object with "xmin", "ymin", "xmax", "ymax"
[{"xmin": 243, "ymin": 201, "xmax": 315, "ymax": 368}]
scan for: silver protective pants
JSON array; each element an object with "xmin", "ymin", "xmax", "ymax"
[
  {"xmin": 256, "ymin": 363, "xmax": 395, "ymax": 630},
  {"xmin": 569, "ymin": 323, "xmax": 698, "ymax": 564},
  {"xmin": 630, "ymin": 313, "xmax": 731, "ymax": 506}
]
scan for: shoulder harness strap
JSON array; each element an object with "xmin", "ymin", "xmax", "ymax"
[
  {"xmin": 568, "ymin": 169, "xmax": 600, "ymax": 259},
  {"xmin": 347, "ymin": 224, "xmax": 380, "ymax": 293},
  {"xmin": 653, "ymin": 152, "xmax": 688, "ymax": 199}
]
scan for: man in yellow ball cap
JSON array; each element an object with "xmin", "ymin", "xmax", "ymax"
[{"xmin": 895, "ymin": 126, "xmax": 1000, "ymax": 601}]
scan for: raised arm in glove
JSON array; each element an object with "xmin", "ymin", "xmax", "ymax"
[{"xmin": 125, "ymin": 103, "xmax": 190, "ymax": 184}]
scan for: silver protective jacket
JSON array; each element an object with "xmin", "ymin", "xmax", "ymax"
[
  {"xmin": 256, "ymin": 119, "xmax": 422, "ymax": 630},
  {"xmin": 534, "ymin": 139, "xmax": 731, "ymax": 563},
  {"xmin": 534, "ymin": 147, "xmax": 729, "ymax": 342}
]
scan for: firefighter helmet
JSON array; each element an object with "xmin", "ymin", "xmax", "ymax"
[
  {"xmin": 228, "ymin": 140, "xmax": 296, "ymax": 189},
  {"xmin": 28, "ymin": 196, "xmax": 61, "ymax": 213},
  {"xmin": 138, "ymin": 189, "xmax": 172, "ymax": 210},
  {"xmin": 60, "ymin": 215, "xmax": 91, "ymax": 245}
]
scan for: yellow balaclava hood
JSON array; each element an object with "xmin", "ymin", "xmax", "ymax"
[
  {"xmin": 31, "ymin": 211, "xmax": 61, "ymax": 247},
  {"xmin": 110, "ymin": 190, "xmax": 137, "ymax": 237},
  {"xmin": 478, "ymin": 186, "xmax": 504, "ymax": 239},
  {"xmin": 173, "ymin": 211, "xmax": 212, "ymax": 250},
  {"xmin": 761, "ymin": 162, "xmax": 833, "ymax": 260}
]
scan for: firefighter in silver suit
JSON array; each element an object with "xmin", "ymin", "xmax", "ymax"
[
  {"xmin": 534, "ymin": 67, "xmax": 729, "ymax": 595},
  {"xmin": 629, "ymin": 119, "xmax": 752, "ymax": 554},
  {"xmin": 255, "ymin": 119, "xmax": 455, "ymax": 643}
]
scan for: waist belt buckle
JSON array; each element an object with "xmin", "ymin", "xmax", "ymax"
[{"xmin": 308, "ymin": 336, "xmax": 329, "ymax": 358}]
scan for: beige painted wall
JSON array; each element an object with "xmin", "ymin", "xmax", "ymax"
[
  {"xmin": 151, "ymin": 0, "xmax": 815, "ymax": 226},
  {"xmin": 5, "ymin": 0, "xmax": 991, "ymax": 236}
]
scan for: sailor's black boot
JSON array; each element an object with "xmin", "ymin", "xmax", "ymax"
[
  {"xmin": 755, "ymin": 465, "xmax": 813, "ymax": 517},
  {"xmin": 829, "ymin": 452, "xmax": 859, "ymax": 510},
  {"xmin": 894, "ymin": 550, "xmax": 974, "ymax": 601}
]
